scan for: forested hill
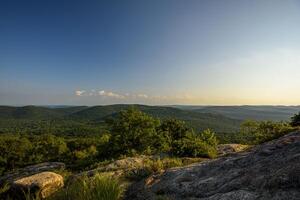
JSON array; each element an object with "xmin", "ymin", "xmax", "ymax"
[
  {"xmin": 171, "ymin": 105, "xmax": 300, "ymax": 121},
  {"xmin": 0, "ymin": 105, "xmax": 87, "ymax": 119},
  {"xmin": 0, "ymin": 105, "xmax": 241, "ymax": 133}
]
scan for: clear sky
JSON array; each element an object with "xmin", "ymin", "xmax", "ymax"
[{"xmin": 1, "ymin": 0, "xmax": 300, "ymax": 105}]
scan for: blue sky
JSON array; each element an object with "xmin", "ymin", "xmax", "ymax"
[{"xmin": 1, "ymin": 0, "xmax": 300, "ymax": 105}]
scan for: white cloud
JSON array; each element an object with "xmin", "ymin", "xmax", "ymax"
[
  {"xmin": 75, "ymin": 89, "xmax": 196, "ymax": 103},
  {"xmin": 99, "ymin": 90, "xmax": 105, "ymax": 95},
  {"xmin": 97, "ymin": 90, "xmax": 125, "ymax": 99},
  {"xmin": 75, "ymin": 90, "xmax": 86, "ymax": 96},
  {"xmin": 137, "ymin": 94, "xmax": 148, "ymax": 98},
  {"xmin": 106, "ymin": 91, "xmax": 125, "ymax": 99}
]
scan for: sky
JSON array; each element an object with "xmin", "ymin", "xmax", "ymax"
[{"xmin": 1, "ymin": 0, "xmax": 300, "ymax": 106}]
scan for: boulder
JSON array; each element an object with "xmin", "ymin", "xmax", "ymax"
[
  {"xmin": 10, "ymin": 172, "xmax": 64, "ymax": 199},
  {"xmin": 126, "ymin": 132, "xmax": 300, "ymax": 200},
  {"xmin": 0, "ymin": 162, "xmax": 65, "ymax": 186}
]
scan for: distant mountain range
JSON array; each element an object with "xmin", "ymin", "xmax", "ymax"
[
  {"xmin": 170, "ymin": 105, "xmax": 300, "ymax": 121},
  {"xmin": 0, "ymin": 105, "xmax": 241, "ymax": 133},
  {"xmin": 0, "ymin": 105, "xmax": 299, "ymax": 133}
]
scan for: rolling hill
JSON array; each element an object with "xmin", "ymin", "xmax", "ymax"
[
  {"xmin": 69, "ymin": 104, "xmax": 242, "ymax": 132},
  {"xmin": 0, "ymin": 105, "xmax": 242, "ymax": 133},
  {"xmin": 171, "ymin": 105, "xmax": 300, "ymax": 121},
  {"xmin": 0, "ymin": 106, "xmax": 63, "ymax": 119},
  {"xmin": 0, "ymin": 106, "xmax": 88, "ymax": 119},
  {"xmin": 2, "ymin": 105, "xmax": 299, "ymax": 133}
]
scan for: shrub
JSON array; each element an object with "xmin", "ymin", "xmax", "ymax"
[
  {"xmin": 241, "ymin": 120, "xmax": 294, "ymax": 144},
  {"xmin": 172, "ymin": 129, "xmax": 218, "ymax": 158},
  {"xmin": 173, "ymin": 134, "xmax": 213, "ymax": 158},
  {"xmin": 143, "ymin": 158, "xmax": 164, "ymax": 173},
  {"xmin": 158, "ymin": 119, "xmax": 189, "ymax": 141},
  {"xmin": 290, "ymin": 112, "xmax": 300, "ymax": 127}
]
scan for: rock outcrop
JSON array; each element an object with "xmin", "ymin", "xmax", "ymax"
[
  {"xmin": 126, "ymin": 132, "xmax": 300, "ymax": 200},
  {"xmin": 217, "ymin": 144, "xmax": 250, "ymax": 156},
  {"xmin": 75, "ymin": 156, "xmax": 147, "ymax": 179},
  {"xmin": 10, "ymin": 172, "xmax": 64, "ymax": 199},
  {"xmin": 0, "ymin": 162, "xmax": 65, "ymax": 187}
]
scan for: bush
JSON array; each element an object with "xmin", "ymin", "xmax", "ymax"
[
  {"xmin": 51, "ymin": 174, "xmax": 123, "ymax": 200},
  {"xmin": 241, "ymin": 120, "xmax": 294, "ymax": 144},
  {"xmin": 172, "ymin": 131, "xmax": 217, "ymax": 158},
  {"xmin": 158, "ymin": 120, "xmax": 218, "ymax": 158},
  {"xmin": 291, "ymin": 112, "xmax": 300, "ymax": 127}
]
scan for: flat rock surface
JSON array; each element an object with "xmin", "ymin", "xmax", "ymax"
[{"xmin": 126, "ymin": 132, "xmax": 300, "ymax": 200}]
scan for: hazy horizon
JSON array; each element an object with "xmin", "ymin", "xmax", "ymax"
[
  {"xmin": 1, "ymin": 0, "xmax": 300, "ymax": 105},
  {"xmin": 1, "ymin": 104, "xmax": 300, "ymax": 107}
]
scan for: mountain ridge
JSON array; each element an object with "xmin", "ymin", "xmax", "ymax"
[{"xmin": 0, "ymin": 105, "xmax": 241, "ymax": 133}]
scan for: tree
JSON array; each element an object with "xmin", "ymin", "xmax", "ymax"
[
  {"xmin": 158, "ymin": 119, "xmax": 189, "ymax": 141},
  {"xmin": 291, "ymin": 112, "xmax": 300, "ymax": 127},
  {"xmin": 157, "ymin": 119, "xmax": 193, "ymax": 153},
  {"xmin": 108, "ymin": 108, "xmax": 160, "ymax": 156},
  {"xmin": 172, "ymin": 129, "xmax": 218, "ymax": 158},
  {"xmin": 158, "ymin": 119, "xmax": 218, "ymax": 158}
]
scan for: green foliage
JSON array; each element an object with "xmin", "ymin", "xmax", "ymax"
[
  {"xmin": 50, "ymin": 174, "xmax": 123, "ymax": 200},
  {"xmin": 156, "ymin": 119, "xmax": 217, "ymax": 158},
  {"xmin": 107, "ymin": 109, "xmax": 218, "ymax": 158},
  {"xmin": 172, "ymin": 130, "xmax": 217, "ymax": 158},
  {"xmin": 0, "ymin": 183, "xmax": 11, "ymax": 200},
  {"xmin": 31, "ymin": 134, "xmax": 68, "ymax": 162},
  {"xmin": 22, "ymin": 188, "xmax": 41, "ymax": 200},
  {"xmin": 199, "ymin": 129, "xmax": 218, "ymax": 147},
  {"xmin": 240, "ymin": 120, "xmax": 294, "ymax": 144},
  {"xmin": 124, "ymin": 157, "xmax": 184, "ymax": 181},
  {"xmin": 108, "ymin": 108, "xmax": 160, "ymax": 156},
  {"xmin": 0, "ymin": 119, "xmax": 107, "ymax": 136},
  {"xmin": 0, "ymin": 135, "xmax": 33, "ymax": 173},
  {"xmin": 290, "ymin": 112, "xmax": 300, "ymax": 127},
  {"xmin": 0, "ymin": 133, "xmax": 111, "ymax": 175},
  {"xmin": 158, "ymin": 119, "xmax": 189, "ymax": 141}
]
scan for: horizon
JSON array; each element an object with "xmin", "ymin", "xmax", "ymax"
[
  {"xmin": 1, "ymin": 0, "xmax": 300, "ymax": 105},
  {"xmin": 1, "ymin": 104, "xmax": 300, "ymax": 107}
]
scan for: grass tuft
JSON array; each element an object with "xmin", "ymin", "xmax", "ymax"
[{"xmin": 50, "ymin": 173, "xmax": 123, "ymax": 200}]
